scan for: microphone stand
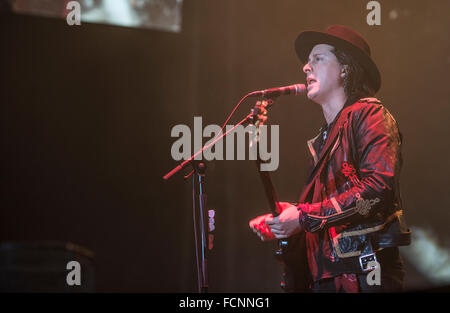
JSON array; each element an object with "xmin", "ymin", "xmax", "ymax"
[
  {"xmin": 193, "ymin": 161, "xmax": 208, "ymax": 293},
  {"xmin": 163, "ymin": 112, "xmax": 255, "ymax": 293}
]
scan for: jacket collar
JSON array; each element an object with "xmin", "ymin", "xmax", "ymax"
[{"xmin": 307, "ymin": 96, "xmax": 357, "ymax": 165}]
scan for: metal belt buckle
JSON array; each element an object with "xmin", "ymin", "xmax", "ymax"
[{"xmin": 359, "ymin": 253, "xmax": 377, "ymax": 272}]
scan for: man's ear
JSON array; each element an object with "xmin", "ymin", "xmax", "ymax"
[{"xmin": 340, "ymin": 65, "xmax": 348, "ymax": 78}]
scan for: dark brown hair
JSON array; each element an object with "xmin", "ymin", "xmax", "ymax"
[{"xmin": 331, "ymin": 47, "xmax": 375, "ymax": 100}]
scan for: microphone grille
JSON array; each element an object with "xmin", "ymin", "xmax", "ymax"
[{"xmin": 293, "ymin": 83, "xmax": 307, "ymax": 95}]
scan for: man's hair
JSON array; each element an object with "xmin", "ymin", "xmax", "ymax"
[{"xmin": 331, "ymin": 47, "xmax": 375, "ymax": 100}]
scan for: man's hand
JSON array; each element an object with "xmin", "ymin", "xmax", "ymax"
[
  {"xmin": 266, "ymin": 202, "xmax": 302, "ymax": 239},
  {"xmin": 249, "ymin": 213, "xmax": 276, "ymax": 241},
  {"xmin": 249, "ymin": 202, "xmax": 302, "ymax": 241}
]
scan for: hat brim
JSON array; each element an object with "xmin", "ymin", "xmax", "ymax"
[{"xmin": 295, "ymin": 30, "xmax": 381, "ymax": 93}]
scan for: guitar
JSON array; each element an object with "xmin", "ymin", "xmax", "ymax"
[{"xmin": 248, "ymin": 99, "xmax": 311, "ymax": 292}]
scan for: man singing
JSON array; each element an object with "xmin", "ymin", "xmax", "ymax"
[{"xmin": 249, "ymin": 25, "xmax": 411, "ymax": 292}]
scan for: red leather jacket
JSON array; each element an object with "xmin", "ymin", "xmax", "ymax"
[{"xmin": 296, "ymin": 97, "xmax": 411, "ymax": 282}]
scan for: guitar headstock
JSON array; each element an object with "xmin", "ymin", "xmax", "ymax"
[{"xmin": 249, "ymin": 99, "xmax": 273, "ymax": 148}]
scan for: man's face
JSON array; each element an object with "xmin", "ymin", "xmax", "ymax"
[{"xmin": 303, "ymin": 44, "xmax": 344, "ymax": 103}]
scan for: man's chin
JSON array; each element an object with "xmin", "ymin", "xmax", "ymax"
[
  {"xmin": 307, "ymin": 90, "xmax": 318, "ymax": 101},
  {"xmin": 307, "ymin": 91, "xmax": 325, "ymax": 105}
]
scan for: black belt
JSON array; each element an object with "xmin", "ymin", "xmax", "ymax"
[
  {"xmin": 325, "ymin": 243, "xmax": 407, "ymax": 274},
  {"xmin": 370, "ymin": 230, "xmax": 411, "ymax": 249},
  {"xmin": 326, "ymin": 254, "xmax": 378, "ymax": 274}
]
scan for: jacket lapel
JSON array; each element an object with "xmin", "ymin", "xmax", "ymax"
[
  {"xmin": 299, "ymin": 106, "xmax": 353, "ymax": 204},
  {"xmin": 307, "ymin": 132, "xmax": 321, "ymax": 167}
]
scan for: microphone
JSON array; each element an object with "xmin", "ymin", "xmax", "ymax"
[{"xmin": 247, "ymin": 83, "xmax": 306, "ymax": 98}]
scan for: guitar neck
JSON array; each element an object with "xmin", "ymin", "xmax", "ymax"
[
  {"xmin": 250, "ymin": 99, "xmax": 281, "ymax": 217},
  {"xmin": 255, "ymin": 159, "xmax": 280, "ymax": 217}
]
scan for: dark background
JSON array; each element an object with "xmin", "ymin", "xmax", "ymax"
[{"xmin": 1, "ymin": 0, "xmax": 449, "ymax": 292}]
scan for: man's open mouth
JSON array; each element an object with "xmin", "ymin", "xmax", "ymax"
[{"xmin": 307, "ymin": 78, "xmax": 317, "ymax": 85}]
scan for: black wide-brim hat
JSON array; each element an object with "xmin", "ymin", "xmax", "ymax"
[{"xmin": 295, "ymin": 25, "xmax": 381, "ymax": 93}]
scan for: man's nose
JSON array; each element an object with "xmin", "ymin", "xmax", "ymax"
[{"xmin": 303, "ymin": 62, "xmax": 312, "ymax": 74}]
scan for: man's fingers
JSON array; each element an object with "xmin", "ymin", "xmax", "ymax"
[
  {"xmin": 271, "ymin": 230, "xmax": 287, "ymax": 239},
  {"xmin": 265, "ymin": 216, "xmax": 278, "ymax": 225},
  {"xmin": 270, "ymin": 228, "xmax": 283, "ymax": 235},
  {"xmin": 267, "ymin": 223, "xmax": 282, "ymax": 232},
  {"xmin": 270, "ymin": 228, "xmax": 288, "ymax": 238}
]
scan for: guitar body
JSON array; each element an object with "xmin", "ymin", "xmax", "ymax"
[
  {"xmin": 277, "ymin": 232, "xmax": 311, "ymax": 292},
  {"xmin": 251, "ymin": 100, "xmax": 311, "ymax": 292}
]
